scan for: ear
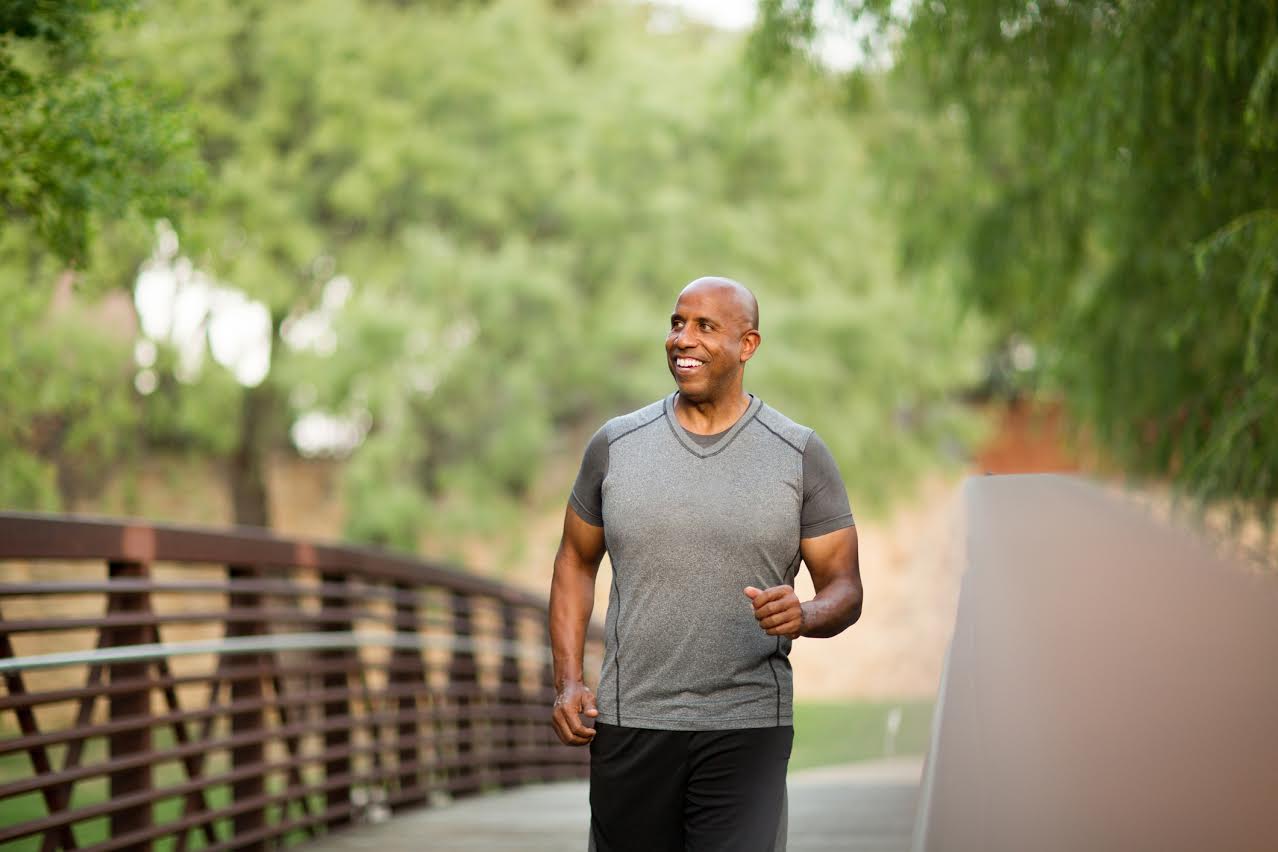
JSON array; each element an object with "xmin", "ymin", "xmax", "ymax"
[{"xmin": 739, "ymin": 329, "xmax": 761, "ymax": 363}]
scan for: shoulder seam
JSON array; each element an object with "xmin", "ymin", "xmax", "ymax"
[
  {"xmin": 608, "ymin": 410, "xmax": 665, "ymax": 447},
  {"xmin": 752, "ymin": 417, "xmax": 805, "ymax": 455}
]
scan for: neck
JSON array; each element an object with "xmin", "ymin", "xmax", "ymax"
[{"xmin": 673, "ymin": 389, "xmax": 751, "ymax": 435}]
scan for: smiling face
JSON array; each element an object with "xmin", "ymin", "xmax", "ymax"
[{"xmin": 665, "ymin": 278, "xmax": 760, "ymax": 404}]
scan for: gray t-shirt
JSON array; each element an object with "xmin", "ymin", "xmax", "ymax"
[
  {"xmin": 568, "ymin": 393, "xmax": 854, "ymax": 731},
  {"xmin": 572, "ymin": 411, "xmax": 853, "ymax": 539}
]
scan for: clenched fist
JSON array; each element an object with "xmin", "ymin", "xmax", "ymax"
[
  {"xmin": 744, "ymin": 585, "xmax": 805, "ymax": 640},
  {"xmin": 551, "ymin": 680, "xmax": 598, "ymax": 746}
]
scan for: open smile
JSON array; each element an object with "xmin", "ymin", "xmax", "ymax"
[{"xmin": 674, "ymin": 356, "xmax": 706, "ymax": 374}]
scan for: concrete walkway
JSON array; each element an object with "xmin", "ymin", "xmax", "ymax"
[{"xmin": 308, "ymin": 758, "xmax": 922, "ymax": 852}]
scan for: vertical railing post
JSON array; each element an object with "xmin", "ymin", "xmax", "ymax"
[
  {"xmin": 391, "ymin": 581, "xmax": 427, "ymax": 808},
  {"xmin": 105, "ymin": 559, "xmax": 153, "ymax": 848},
  {"xmin": 320, "ymin": 570, "xmax": 354, "ymax": 829},
  {"xmin": 498, "ymin": 602, "xmax": 521, "ymax": 788},
  {"xmin": 225, "ymin": 565, "xmax": 266, "ymax": 849},
  {"xmin": 448, "ymin": 591, "xmax": 480, "ymax": 797}
]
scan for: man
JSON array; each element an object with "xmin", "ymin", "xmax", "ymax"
[{"xmin": 549, "ymin": 276, "xmax": 863, "ymax": 852}]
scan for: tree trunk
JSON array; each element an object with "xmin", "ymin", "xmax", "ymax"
[{"xmin": 229, "ymin": 380, "xmax": 274, "ymax": 528}]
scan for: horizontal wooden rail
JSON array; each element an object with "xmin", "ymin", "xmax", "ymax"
[
  {"xmin": 0, "ymin": 511, "xmax": 602, "ymax": 851},
  {"xmin": 0, "ymin": 512, "xmax": 544, "ymax": 605},
  {"xmin": 0, "ymin": 629, "xmax": 560, "ymax": 673},
  {"xmin": 0, "ymin": 579, "xmax": 416, "ymax": 603}
]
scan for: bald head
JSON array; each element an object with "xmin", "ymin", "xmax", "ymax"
[
  {"xmin": 679, "ymin": 277, "xmax": 759, "ymax": 332},
  {"xmin": 667, "ymin": 276, "xmax": 762, "ymax": 402}
]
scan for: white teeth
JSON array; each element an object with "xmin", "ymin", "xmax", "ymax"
[{"xmin": 676, "ymin": 358, "xmax": 704, "ymax": 368}]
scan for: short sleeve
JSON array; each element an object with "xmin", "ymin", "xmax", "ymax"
[
  {"xmin": 800, "ymin": 432, "xmax": 854, "ymax": 538},
  {"xmin": 568, "ymin": 427, "xmax": 609, "ymax": 527}
]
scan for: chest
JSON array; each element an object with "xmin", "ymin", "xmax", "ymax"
[{"xmin": 601, "ymin": 430, "xmax": 802, "ymax": 561}]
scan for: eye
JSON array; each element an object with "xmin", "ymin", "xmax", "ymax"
[
  {"xmin": 671, "ymin": 319, "xmax": 684, "ymax": 330},
  {"xmin": 699, "ymin": 321, "xmax": 712, "ymax": 331}
]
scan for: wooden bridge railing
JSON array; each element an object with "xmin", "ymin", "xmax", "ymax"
[{"xmin": 0, "ymin": 512, "xmax": 602, "ymax": 851}]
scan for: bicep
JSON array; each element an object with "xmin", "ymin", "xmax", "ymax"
[
  {"xmin": 799, "ymin": 525, "xmax": 860, "ymax": 592},
  {"xmin": 560, "ymin": 503, "xmax": 607, "ymax": 571}
]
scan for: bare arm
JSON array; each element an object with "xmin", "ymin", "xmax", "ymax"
[
  {"xmin": 746, "ymin": 525, "xmax": 863, "ymax": 639},
  {"xmin": 548, "ymin": 504, "xmax": 607, "ymax": 745},
  {"xmin": 796, "ymin": 524, "xmax": 862, "ymax": 637}
]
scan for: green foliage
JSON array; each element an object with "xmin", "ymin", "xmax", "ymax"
[
  {"xmin": 0, "ymin": 0, "xmax": 202, "ymax": 265},
  {"xmin": 746, "ymin": 0, "xmax": 818, "ymax": 76},
  {"xmin": 84, "ymin": 0, "xmax": 985, "ymax": 546},
  {"xmin": 759, "ymin": 1, "xmax": 1278, "ymax": 525},
  {"xmin": 0, "ymin": 1, "xmax": 985, "ymax": 542},
  {"xmin": 915, "ymin": 0, "xmax": 1278, "ymax": 521},
  {"xmin": 0, "ymin": 2, "xmax": 204, "ymax": 513},
  {"xmin": 0, "ymin": 271, "xmax": 140, "ymax": 509},
  {"xmin": 138, "ymin": 343, "xmax": 243, "ymax": 456}
]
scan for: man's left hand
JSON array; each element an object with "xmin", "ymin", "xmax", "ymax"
[{"xmin": 744, "ymin": 585, "xmax": 804, "ymax": 640}]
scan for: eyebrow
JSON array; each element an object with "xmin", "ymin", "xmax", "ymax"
[{"xmin": 670, "ymin": 312, "xmax": 719, "ymax": 327}]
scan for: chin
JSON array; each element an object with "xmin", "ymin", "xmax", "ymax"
[{"xmin": 674, "ymin": 382, "xmax": 709, "ymax": 402}]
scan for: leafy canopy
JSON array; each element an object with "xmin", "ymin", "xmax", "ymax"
[
  {"xmin": 756, "ymin": 0, "xmax": 1278, "ymax": 524},
  {"xmin": 0, "ymin": 0, "xmax": 201, "ymax": 265},
  {"xmin": 0, "ymin": 1, "xmax": 203, "ymax": 510},
  {"xmin": 100, "ymin": 0, "xmax": 986, "ymax": 547},
  {"xmin": 1, "ymin": 0, "xmax": 987, "ymax": 550}
]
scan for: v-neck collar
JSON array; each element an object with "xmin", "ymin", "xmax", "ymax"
[{"xmin": 663, "ymin": 392, "xmax": 762, "ymax": 459}]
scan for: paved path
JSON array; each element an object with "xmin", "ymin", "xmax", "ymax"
[{"xmin": 308, "ymin": 758, "xmax": 922, "ymax": 852}]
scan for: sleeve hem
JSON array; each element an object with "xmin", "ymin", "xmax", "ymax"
[
  {"xmin": 799, "ymin": 513, "xmax": 854, "ymax": 539},
  {"xmin": 568, "ymin": 492, "xmax": 604, "ymax": 527}
]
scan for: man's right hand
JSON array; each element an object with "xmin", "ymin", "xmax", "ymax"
[{"xmin": 552, "ymin": 680, "xmax": 599, "ymax": 746}]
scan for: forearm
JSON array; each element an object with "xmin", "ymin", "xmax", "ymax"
[
  {"xmin": 799, "ymin": 575, "xmax": 863, "ymax": 638},
  {"xmin": 548, "ymin": 546, "xmax": 597, "ymax": 688}
]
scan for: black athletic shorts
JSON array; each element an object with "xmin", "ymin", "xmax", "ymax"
[{"xmin": 588, "ymin": 723, "xmax": 793, "ymax": 852}]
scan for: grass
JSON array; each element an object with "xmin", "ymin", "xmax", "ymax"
[
  {"xmin": 791, "ymin": 699, "xmax": 934, "ymax": 771},
  {"xmin": 0, "ymin": 729, "xmax": 324, "ymax": 851}
]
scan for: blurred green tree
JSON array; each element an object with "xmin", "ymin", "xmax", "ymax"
[
  {"xmin": 0, "ymin": 0, "xmax": 201, "ymax": 510},
  {"xmin": 0, "ymin": 0, "xmax": 200, "ymax": 264},
  {"xmin": 108, "ymin": 0, "xmax": 985, "ymax": 546},
  {"xmin": 753, "ymin": 0, "xmax": 1278, "ymax": 524},
  {"xmin": 61, "ymin": 0, "xmax": 983, "ymax": 548},
  {"xmin": 0, "ymin": 262, "xmax": 141, "ymax": 510}
]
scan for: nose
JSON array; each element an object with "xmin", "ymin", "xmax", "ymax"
[{"xmin": 672, "ymin": 325, "xmax": 698, "ymax": 349}]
